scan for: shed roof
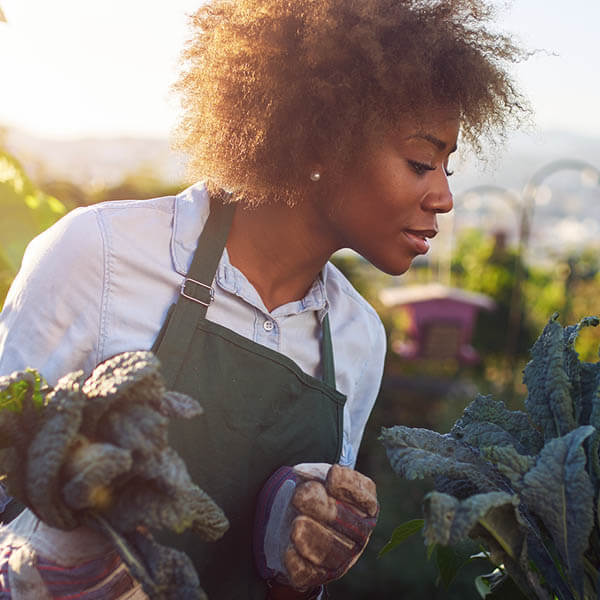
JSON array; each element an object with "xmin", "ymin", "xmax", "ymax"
[{"xmin": 379, "ymin": 283, "xmax": 496, "ymax": 311}]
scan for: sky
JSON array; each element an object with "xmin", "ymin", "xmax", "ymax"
[{"xmin": 0, "ymin": 0, "xmax": 598, "ymax": 141}]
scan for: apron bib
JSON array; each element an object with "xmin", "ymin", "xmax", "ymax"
[{"xmin": 152, "ymin": 195, "xmax": 346, "ymax": 599}]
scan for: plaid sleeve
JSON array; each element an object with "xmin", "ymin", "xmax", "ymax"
[{"xmin": 0, "ymin": 543, "xmax": 145, "ymax": 600}]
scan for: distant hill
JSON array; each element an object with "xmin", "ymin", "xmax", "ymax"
[{"xmin": 3, "ymin": 130, "xmax": 186, "ymax": 188}]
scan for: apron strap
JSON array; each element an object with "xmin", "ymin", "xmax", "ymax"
[
  {"xmin": 184, "ymin": 193, "xmax": 235, "ymax": 311},
  {"xmin": 154, "ymin": 194, "xmax": 235, "ymax": 388}
]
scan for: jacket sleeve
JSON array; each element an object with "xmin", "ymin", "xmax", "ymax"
[{"xmin": 0, "ymin": 208, "xmax": 142, "ymax": 596}]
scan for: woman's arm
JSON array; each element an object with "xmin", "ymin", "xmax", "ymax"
[{"xmin": 0, "ymin": 208, "xmax": 142, "ymax": 598}]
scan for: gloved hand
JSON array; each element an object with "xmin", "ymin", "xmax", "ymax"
[{"xmin": 254, "ymin": 463, "xmax": 378, "ymax": 593}]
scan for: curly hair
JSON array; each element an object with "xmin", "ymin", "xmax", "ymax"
[{"xmin": 173, "ymin": 0, "xmax": 528, "ymax": 205}]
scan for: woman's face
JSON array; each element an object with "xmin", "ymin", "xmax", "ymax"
[{"xmin": 324, "ymin": 111, "xmax": 459, "ymax": 276}]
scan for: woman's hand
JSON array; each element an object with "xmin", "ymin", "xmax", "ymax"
[{"xmin": 255, "ymin": 463, "xmax": 378, "ymax": 592}]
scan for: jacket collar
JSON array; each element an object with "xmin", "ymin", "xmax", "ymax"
[{"xmin": 170, "ymin": 182, "xmax": 211, "ymax": 277}]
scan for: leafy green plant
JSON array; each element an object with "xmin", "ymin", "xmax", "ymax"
[{"xmin": 381, "ymin": 314, "xmax": 600, "ymax": 599}]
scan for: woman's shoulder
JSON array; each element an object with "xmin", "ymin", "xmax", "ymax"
[
  {"xmin": 24, "ymin": 183, "xmax": 209, "ymax": 269},
  {"xmin": 22, "ymin": 189, "xmax": 177, "ymax": 257}
]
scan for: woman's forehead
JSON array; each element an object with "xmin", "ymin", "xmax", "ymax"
[{"xmin": 374, "ymin": 110, "xmax": 460, "ymax": 150}]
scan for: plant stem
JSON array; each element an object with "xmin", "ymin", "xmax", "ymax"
[{"xmin": 583, "ymin": 555, "xmax": 598, "ymax": 591}]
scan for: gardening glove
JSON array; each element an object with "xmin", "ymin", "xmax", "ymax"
[{"xmin": 254, "ymin": 463, "xmax": 379, "ymax": 593}]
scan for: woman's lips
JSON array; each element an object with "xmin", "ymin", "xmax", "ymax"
[{"xmin": 403, "ymin": 229, "xmax": 434, "ymax": 254}]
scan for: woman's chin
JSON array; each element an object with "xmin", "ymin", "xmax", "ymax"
[{"xmin": 365, "ymin": 253, "xmax": 414, "ymax": 277}]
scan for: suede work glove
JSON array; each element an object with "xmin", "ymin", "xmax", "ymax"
[{"xmin": 254, "ymin": 463, "xmax": 378, "ymax": 593}]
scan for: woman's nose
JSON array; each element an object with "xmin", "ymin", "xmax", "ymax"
[{"xmin": 422, "ymin": 171, "xmax": 453, "ymax": 214}]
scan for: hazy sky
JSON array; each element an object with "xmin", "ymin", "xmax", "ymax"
[{"xmin": 0, "ymin": 0, "xmax": 598, "ymax": 140}]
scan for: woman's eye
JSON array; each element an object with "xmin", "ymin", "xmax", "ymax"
[{"xmin": 407, "ymin": 160, "xmax": 435, "ymax": 176}]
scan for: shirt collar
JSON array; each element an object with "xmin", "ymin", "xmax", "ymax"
[
  {"xmin": 170, "ymin": 182, "xmax": 331, "ymax": 320},
  {"xmin": 216, "ymin": 249, "xmax": 330, "ymax": 320}
]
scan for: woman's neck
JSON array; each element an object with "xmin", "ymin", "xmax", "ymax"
[{"xmin": 225, "ymin": 200, "xmax": 339, "ymax": 313}]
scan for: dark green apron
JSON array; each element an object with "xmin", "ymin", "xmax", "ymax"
[{"xmin": 152, "ymin": 196, "xmax": 346, "ymax": 599}]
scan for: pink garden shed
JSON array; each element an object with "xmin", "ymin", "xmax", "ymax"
[{"xmin": 379, "ymin": 283, "xmax": 496, "ymax": 365}]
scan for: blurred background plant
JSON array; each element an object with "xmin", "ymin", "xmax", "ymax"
[{"xmin": 0, "ymin": 148, "xmax": 66, "ymax": 304}]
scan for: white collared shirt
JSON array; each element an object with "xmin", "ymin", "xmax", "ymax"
[{"xmin": 0, "ymin": 183, "xmax": 386, "ymax": 467}]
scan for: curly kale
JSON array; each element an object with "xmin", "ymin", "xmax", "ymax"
[
  {"xmin": 382, "ymin": 314, "xmax": 600, "ymax": 600},
  {"xmin": 0, "ymin": 351, "xmax": 229, "ymax": 600}
]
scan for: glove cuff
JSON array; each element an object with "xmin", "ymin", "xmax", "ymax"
[{"xmin": 254, "ymin": 466, "xmax": 300, "ymax": 581}]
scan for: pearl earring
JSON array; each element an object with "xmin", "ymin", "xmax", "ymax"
[{"xmin": 310, "ymin": 171, "xmax": 321, "ymax": 182}]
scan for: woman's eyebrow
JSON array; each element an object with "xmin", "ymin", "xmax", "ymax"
[{"xmin": 406, "ymin": 133, "xmax": 457, "ymax": 153}]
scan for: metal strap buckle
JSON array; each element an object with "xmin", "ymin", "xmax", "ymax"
[{"xmin": 180, "ymin": 277, "xmax": 214, "ymax": 307}]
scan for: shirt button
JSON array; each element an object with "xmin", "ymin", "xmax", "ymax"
[{"xmin": 263, "ymin": 320, "xmax": 274, "ymax": 332}]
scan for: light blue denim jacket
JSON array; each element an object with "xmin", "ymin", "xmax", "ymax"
[{"xmin": 0, "ymin": 183, "xmax": 386, "ymax": 467}]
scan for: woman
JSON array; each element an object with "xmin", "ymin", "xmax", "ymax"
[{"xmin": 0, "ymin": 0, "xmax": 526, "ymax": 598}]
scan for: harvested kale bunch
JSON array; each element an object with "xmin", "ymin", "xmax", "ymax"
[
  {"xmin": 0, "ymin": 351, "xmax": 229, "ymax": 600},
  {"xmin": 381, "ymin": 315, "xmax": 600, "ymax": 600}
]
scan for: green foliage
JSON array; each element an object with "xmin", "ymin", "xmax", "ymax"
[
  {"xmin": 450, "ymin": 229, "xmax": 564, "ymax": 359},
  {"xmin": 0, "ymin": 151, "xmax": 66, "ymax": 303},
  {"xmin": 0, "ymin": 368, "xmax": 45, "ymax": 414},
  {"xmin": 435, "ymin": 544, "xmax": 478, "ymax": 589},
  {"xmin": 379, "ymin": 519, "xmax": 488, "ymax": 592},
  {"xmin": 451, "ymin": 231, "xmax": 516, "ymax": 302},
  {"xmin": 378, "ymin": 519, "xmax": 424, "ymax": 557},
  {"xmin": 451, "ymin": 230, "xmax": 534, "ymax": 356},
  {"xmin": 382, "ymin": 314, "xmax": 600, "ymax": 599}
]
